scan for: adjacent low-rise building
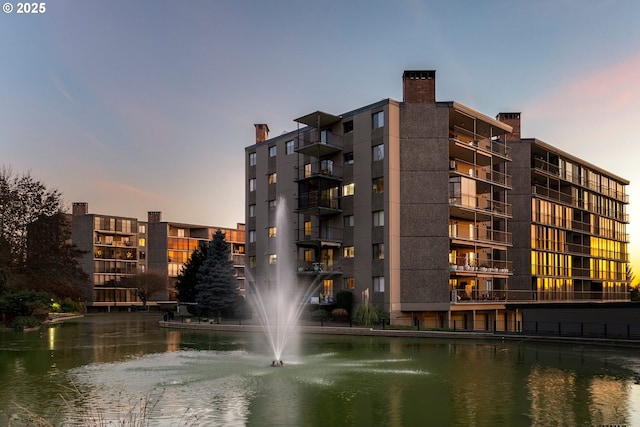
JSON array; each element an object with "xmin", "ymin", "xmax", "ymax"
[{"xmin": 70, "ymin": 203, "xmax": 245, "ymax": 311}]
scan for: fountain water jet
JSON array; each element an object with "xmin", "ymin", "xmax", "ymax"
[{"xmin": 247, "ymin": 196, "xmax": 324, "ymax": 363}]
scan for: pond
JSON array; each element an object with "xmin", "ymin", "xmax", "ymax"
[{"xmin": 1, "ymin": 314, "xmax": 639, "ymax": 426}]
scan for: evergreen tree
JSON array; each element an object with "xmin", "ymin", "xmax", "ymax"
[
  {"xmin": 195, "ymin": 230, "xmax": 238, "ymax": 319},
  {"xmin": 175, "ymin": 242, "xmax": 208, "ymax": 303}
]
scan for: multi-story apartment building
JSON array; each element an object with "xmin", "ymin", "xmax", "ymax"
[
  {"xmin": 71, "ymin": 203, "xmax": 245, "ymax": 311},
  {"xmin": 498, "ymin": 115, "xmax": 630, "ymax": 302},
  {"xmin": 245, "ymin": 70, "xmax": 630, "ymax": 331}
]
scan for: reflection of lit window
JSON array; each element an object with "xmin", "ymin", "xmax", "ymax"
[
  {"xmin": 268, "ymin": 227, "xmax": 277, "ymax": 237},
  {"xmin": 268, "ymin": 254, "xmax": 277, "ymax": 264}
]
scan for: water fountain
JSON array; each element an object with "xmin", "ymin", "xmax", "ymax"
[{"xmin": 247, "ymin": 196, "xmax": 324, "ymax": 364}]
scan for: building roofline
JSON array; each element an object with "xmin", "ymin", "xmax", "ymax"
[
  {"xmin": 438, "ymin": 101, "xmax": 513, "ymax": 133},
  {"xmin": 524, "ymin": 138, "xmax": 630, "ymax": 184}
]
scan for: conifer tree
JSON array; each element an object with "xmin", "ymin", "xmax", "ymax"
[
  {"xmin": 195, "ymin": 230, "xmax": 238, "ymax": 319},
  {"xmin": 175, "ymin": 243, "xmax": 208, "ymax": 304}
]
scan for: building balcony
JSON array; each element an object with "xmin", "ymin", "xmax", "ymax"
[
  {"xmin": 449, "ymin": 258, "xmax": 512, "ymax": 275},
  {"xmin": 449, "ymin": 194, "xmax": 512, "ymax": 218},
  {"xmin": 449, "ymin": 226, "xmax": 512, "ymax": 246},
  {"xmin": 296, "ymin": 226, "xmax": 343, "ymax": 248},
  {"xmin": 296, "ymin": 260, "xmax": 343, "ymax": 275},
  {"xmin": 295, "ymin": 162, "xmax": 343, "ymax": 182},
  {"xmin": 450, "ymin": 158, "xmax": 512, "ymax": 188},
  {"xmin": 532, "ymin": 185, "xmax": 629, "ymax": 223},
  {"xmin": 296, "ymin": 193, "xmax": 341, "ymax": 216},
  {"xmin": 450, "ymin": 126, "xmax": 511, "ymax": 160}
]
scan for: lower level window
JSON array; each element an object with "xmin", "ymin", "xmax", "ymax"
[{"xmin": 373, "ymin": 276, "xmax": 385, "ymax": 292}]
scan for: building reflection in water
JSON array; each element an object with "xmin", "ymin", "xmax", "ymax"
[{"xmin": 527, "ymin": 366, "xmax": 631, "ymax": 426}]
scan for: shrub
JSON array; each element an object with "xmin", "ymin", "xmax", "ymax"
[
  {"xmin": 9, "ymin": 316, "xmax": 42, "ymax": 331},
  {"xmin": 310, "ymin": 309, "xmax": 331, "ymax": 322},
  {"xmin": 355, "ymin": 303, "xmax": 381, "ymax": 326},
  {"xmin": 331, "ymin": 308, "xmax": 349, "ymax": 320},
  {"xmin": 60, "ymin": 298, "xmax": 81, "ymax": 313}
]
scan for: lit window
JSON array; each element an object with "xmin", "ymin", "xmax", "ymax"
[
  {"xmin": 286, "ymin": 140, "xmax": 295, "ymax": 155},
  {"xmin": 249, "ymin": 152, "xmax": 256, "ymax": 166},
  {"xmin": 372, "ymin": 144, "xmax": 384, "ymax": 161},
  {"xmin": 268, "ymin": 172, "xmax": 277, "ymax": 184},
  {"xmin": 345, "ymin": 277, "xmax": 355, "ymax": 289},
  {"xmin": 304, "ymin": 250, "xmax": 313, "ymax": 262},
  {"xmin": 138, "ymin": 224, "xmax": 146, "ymax": 233},
  {"xmin": 249, "ymin": 178, "xmax": 256, "ymax": 192},
  {"xmin": 343, "ymin": 183, "xmax": 355, "ymax": 196},
  {"xmin": 304, "ymin": 221, "xmax": 312, "ymax": 236},
  {"xmin": 138, "ymin": 238, "xmax": 146, "ymax": 247},
  {"xmin": 373, "ymin": 243, "xmax": 384, "ymax": 260},
  {"xmin": 373, "ymin": 211, "xmax": 384, "ymax": 227},
  {"xmin": 373, "ymin": 177, "xmax": 384, "ymax": 193},
  {"xmin": 372, "ymin": 111, "xmax": 384, "ymax": 129},
  {"xmin": 249, "ymin": 204, "xmax": 256, "ymax": 218},
  {"xmin": 269, "ymin": 145, "xmax": 277, "ymax": 157},
  {"xmin": 343, "ymin": 246, "xmax": 355, "ymax": 258},
  {"xmin": 268, "ymin": 254, "xmax": 277, "ymax": 264},
  {"xmin": 268, "ymin": 227, "xmax": 277, "ymax": 237},
  {"xmin": 304, "ymin": 163, "xmax": 312, "ymax": 178},
  {"xmin": 344, "ymin": 215, "xmax": 354, "ymax": 227},
  {"xmin": 249, "ymin": 256, "xmax": 256, "ymax": 268},
  {"xmin": 373, "ymin": 276, "xmax": 385, "ymax": 292}
]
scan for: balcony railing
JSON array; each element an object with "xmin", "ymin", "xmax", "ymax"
[
  {"xmin": 296, "ymin": 162, "xmax": 343, "ymax": 181},
  {"xmin": 296, "ymin": 260, "xmax": 343, "ymax": 275},
  {"xmin": 296, "ymin": 226, "xmax": 343, "ymax": 246},
  {"xmin": 449, "ymin": 194, "xmax": 512, "ymax": 217},
  {"xmin": 450, "ymin": 158, "xmax": 512, "ymax": 187},
  {"xmin": 450, "ymin": 126, "xmax": 512, "ymax": 159},
  {"xmin": 532, "ymin": 185, "xmax": 629, "ymax": 222},
  {"xmin": 449, "ymin": 226, "xmax": 512, "ymax": 245},
  {"xmin": 450, "ymin": 289, "xmax": 629, "ymax": 303}
]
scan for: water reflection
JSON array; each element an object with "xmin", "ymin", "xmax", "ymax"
[{"xmin": 1, "ymin": 315, "xmax": 639, "ymax": 426}]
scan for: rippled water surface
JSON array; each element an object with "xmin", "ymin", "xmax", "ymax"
[{"xmin": 1, "ymin": 314, "xmax": 639, "ymax": 426}]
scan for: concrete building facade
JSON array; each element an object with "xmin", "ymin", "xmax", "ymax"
[{"xmin": 245, "ymin": 70, "xmax": 630, "ymax": 330}]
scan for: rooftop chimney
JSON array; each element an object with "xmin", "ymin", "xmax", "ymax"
[
  {"xmin": 148, "ymin": 211, "xmax": 162, "ymax": 224},
  {"xmin": 402, "ymin": 70, "xmax": 436, "ymax": 103},
  {"xmin": 72, "ymin": 202, "xmax": 89, "ymax": 216},
  {"xmin": 254, "ymin": 123, "xmax": 270, "ymax": 144},
  {"xmin": 496, "ymin": 112, "xmax": 521, "ymax": 142}
]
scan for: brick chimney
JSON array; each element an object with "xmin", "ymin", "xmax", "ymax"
[
  {"xmin": 402, "ymin": 70, "xmax": 436, "ymax": 103},
  {"xmin": 148, "ymin": 211, "xmax": 162, "ymax": 224},
  {"xmin": 72, "ymin": 202, "xmax": 88, "ymax": 216},
  {"xmin": 254, "ymin": 124, "xmax": 270, "ymax": 144},
  {"xmin": 496, "ymin": 112, "xmax": 521, "ymax": 142}
]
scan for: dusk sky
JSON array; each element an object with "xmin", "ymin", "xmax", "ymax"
[{"xmin": 2, "ymin": 0, "xmax": 639, "ymax": 273}]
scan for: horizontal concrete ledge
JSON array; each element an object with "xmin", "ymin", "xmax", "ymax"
[{"xmin": 158, "ymin": 321, "xmax": 640, "ymax": 348}]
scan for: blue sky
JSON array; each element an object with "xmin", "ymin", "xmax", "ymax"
[{"xmin": 2, "ymin": 0, "xmax": 639, "ymax": 272}]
